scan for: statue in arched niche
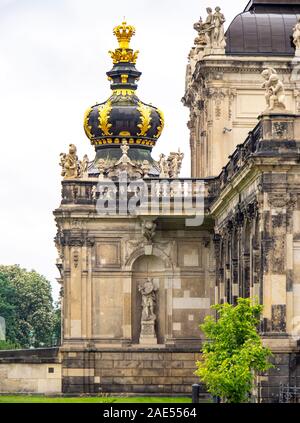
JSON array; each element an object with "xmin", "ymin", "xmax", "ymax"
[
  {"xmin": 139, "ymin": 279, "xmax": 158, "ymax": 322},
  {"xmin": 138, "ymin": 278, "xmax": 158, "ymax": 345}
]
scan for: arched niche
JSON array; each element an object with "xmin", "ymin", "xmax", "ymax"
[{"xmin": 131, "ymin": 255, "xmax": 166, "ymax": 345}]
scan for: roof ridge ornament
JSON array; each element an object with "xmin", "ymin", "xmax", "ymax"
[
  {"xmin": 109, "ymin": 21, "xmax": 140, "ymax": 64},
  {"xmin": 193, "ymin": 7, "xmax": 226, "ymax": 56},
  {"xmin": 113, "ymin": 21, "xmax": 135, "ymax": 49},
  {"xmin": 83, "ymin": 22, "xmax": 164, "ymax": 155}
]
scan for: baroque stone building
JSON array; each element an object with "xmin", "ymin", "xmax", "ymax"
[
  {"xmin": 183, "ymin": 0, "xmax": 300, "ymax": 402},
  {"xmin": 1, "ymin": 0, "xmax": 300, "ymax": 402}
]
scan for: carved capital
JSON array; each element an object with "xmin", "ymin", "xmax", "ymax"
[
  {"xmin": 268, "ymin": 193, "xmax": 295, "ymax": 209},
  {"xmin": 58, "ymin": 230, "xmax": 95, "ymax": 248}
]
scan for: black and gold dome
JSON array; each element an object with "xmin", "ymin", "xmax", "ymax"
[{"xmin": 84, "ymin": 21, "xmax": 164, "ymax": 151}]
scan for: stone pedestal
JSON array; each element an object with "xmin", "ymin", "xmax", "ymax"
[{"xmin": 139, "ymin": 320, "xmax": 157, "ymax": 345}]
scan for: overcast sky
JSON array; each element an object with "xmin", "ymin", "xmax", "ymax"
[{"xmin": 0, "ymin": 0, "xmax": 243, "ymax": 300}]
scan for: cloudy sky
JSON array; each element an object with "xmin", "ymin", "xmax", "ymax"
[{"xmin": 0, "ymin": 0, "xmax": 243, "ymax": 299}]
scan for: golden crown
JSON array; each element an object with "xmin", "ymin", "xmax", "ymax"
[
  {"xmin": 113, "ymin": 21, "xmax": 136, "ymax": 49},
  {"xmin": 109, "ymin": 21, "xmax": 139, "ymax": 64}
]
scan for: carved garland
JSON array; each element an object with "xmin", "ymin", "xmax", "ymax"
[
  {"xmin": 154, "ymin": 108, "xmax": 164, "ymax": 139},
  {"xmin": 84, "ymin": 107, "xmax": 93, "ymax": 139},
  {"xmin": 98, "ymin": 101, "xmax": 113, "ymax": 136},
  {"xmin": 137, "ymin": 102, "xmax": 152, "ymax": 136}
]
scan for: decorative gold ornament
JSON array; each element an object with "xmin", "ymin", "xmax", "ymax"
[
  {"xmin": 109, "ymin": 49, "xmax": 139, "ymax": 64},
  {"xmin": 121, "ymin": 74, "xmax": 129, "ymax": 84},
  {"xmin": 112, "ymin": 89, "xmax": 135, "ymax": 96},
  {"xmin": 113, "ymin": 21, "xmax": 135, "ymax": 49},
  {"xmin": 109, "ymin": 21, "xmax": 139, "ymax": 64},
  {"xmin": 84, "ymin": 107, "xmax": 93, "ymax": 139},
  {"xmin": 154, "ymin": 109, "xmax": 164, "ymax": 139},
  {"xmin": 137, "ymin": 102, "xmax": 152, "ymax": 137},
  {"xmin": 98, "ymin": 101, "xmax": 113, "ymax": 136}
]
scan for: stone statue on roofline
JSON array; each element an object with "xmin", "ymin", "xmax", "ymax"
[
  {"xmin": 213, "ymin": 7, "xmax": 226, "ymax": 49},
  {"xmin": 79, "ymin": 154, "xmax": 89, "ymax": 178},
  {"xmin": 293, "ymin": 18, "xmax": 300, "ymax": 56},
  {"xmin": 194, "ymin": 6, "xmax": 226, "ymax": 54},
  {"xmin": 60, "ymin": 144, "xmax": 80, "ymax": 179},
  {"xmin": 193, "ymin": 16, "xmax": 207, "ymax": 46},
  {"xmin": 158, "ymin": 153, "xmax": 169, "ymax": 178},
  {"xmin": 168, "ymin": 150, "xmax": 184, "ymax": 178}
]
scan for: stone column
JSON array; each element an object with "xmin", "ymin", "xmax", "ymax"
[
  {"xmin": 213, "ymin": 234, "xmax": 222, "ymax": 304},
  {"xmin": 262, "ymin": 191, "xmax": 290, "ymax": 333}
]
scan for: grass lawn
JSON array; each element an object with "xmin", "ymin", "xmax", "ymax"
[{"xmin": 0, "ymin": 395, "xmax": 192, "ymax": 403}]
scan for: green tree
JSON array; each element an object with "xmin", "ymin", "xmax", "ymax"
[
  {"xmin": 0, "ymin": 274, "xmax": 18, "ymax": 344},
  {"xmin": 195, "ymin": 298, "xmax": 273, "ymax": 403},
  {"xmin": 0, "ymin": 265, "xmax": 56, "ymax": 348}
]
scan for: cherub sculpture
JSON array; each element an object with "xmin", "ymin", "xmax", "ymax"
[
  {"xmin": 261, "ymin": 68, "xmax": 286, "ymax": 111},
  {"xmin": 60, "ymin": 144, "xmax": 79, "ymax": 179}
]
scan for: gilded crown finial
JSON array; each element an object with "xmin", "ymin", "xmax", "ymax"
[
  {"xmin": 109, "ymin": 21, "xmax": 139, "ymax": 64},
  {"xmin": 113, "ymin": 21, "xmax": 136, "ymax": 49}
]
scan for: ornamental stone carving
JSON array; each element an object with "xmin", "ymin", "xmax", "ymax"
[
  {"xmin": 103, "ymin": 141, "xmax": 151, "ymax": 179},
  {"xmin": 212, "ymin": 7, "xmax": 226, "ymax": 49},
  {"xmin": 195, "ymin": 7, "xmax": 226, "ymax": 54},
  {"xmin": 138, "ymin": 278, "xmax": 158, "ymax": 345},
  {"xmin": 193, "ymin": 16, "xmax": 207, "ymax": 46},
  {"xmin": 158, "ymin": 151, "xmax": 184, "ymax": 178},
  {"xmin": 293, "ymin": 18, "xmax": 300, "ymax": 55},
  {"xmin": 158, "ymin": 154, "xmax": 169, "ymax": 178},
  {"xmin": 97, "ymin": 159, "xmax": 107, "ymax": 180},
  {"xmin": 79, "ymin": 154, "xmax": 89, "ymax": 178},
  {"xmin": 141, "ymin": 219, "xmax": 157, "ymax": 244},
  {"xmin": 168, "ymin": 150, "xmax": 184, "ymax": 178},
  {"xmin": 272, "ymin": 122, "xmax": 288, "ymax": 139},
  {"xmin": 141, "ymin": 160, "xmax": 151, "ymax": 178},
  {"xmin": 139, "ymin": 279, "xmax": 157, "ymax": 322},
  {"xmin": 60, "ymin": 144, "xmax": 80, "ymax": 179},
  {"xmin": 261, "ymin": 68, "xmax": 286, "ymax": 112}
]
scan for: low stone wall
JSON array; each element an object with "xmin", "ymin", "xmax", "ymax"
[
  {"xmin": 62, "ymin": 348, "xmax": 201, "ymax": 395},
  {"xmin": 0, "ymin": 348, "xmax": 61, "ymax": 394}
]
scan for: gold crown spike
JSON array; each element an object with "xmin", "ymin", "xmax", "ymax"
[{"xmin": 113, "ymin": 21, "xmax": 135, "ymax": 49}]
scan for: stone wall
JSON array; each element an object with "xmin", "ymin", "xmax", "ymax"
[
  {"xmin": 0, "ymin": 348, "xmax": 61, "ymax": 394},
  {"xmin": 258, "ymin": 352, "xmax": 300, "ymax": 403},
  {"xmin": 62, "ymin": 348, "xmax": 201, "ymax": 395}
]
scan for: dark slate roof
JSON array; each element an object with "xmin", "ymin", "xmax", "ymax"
[
  {"xmin": 245, "ymin": 1, "xmax": 300, "ymax": 11},
  {"xmin": 226, "ymin": 3, "xmax": 300, "ymax": 56}
]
